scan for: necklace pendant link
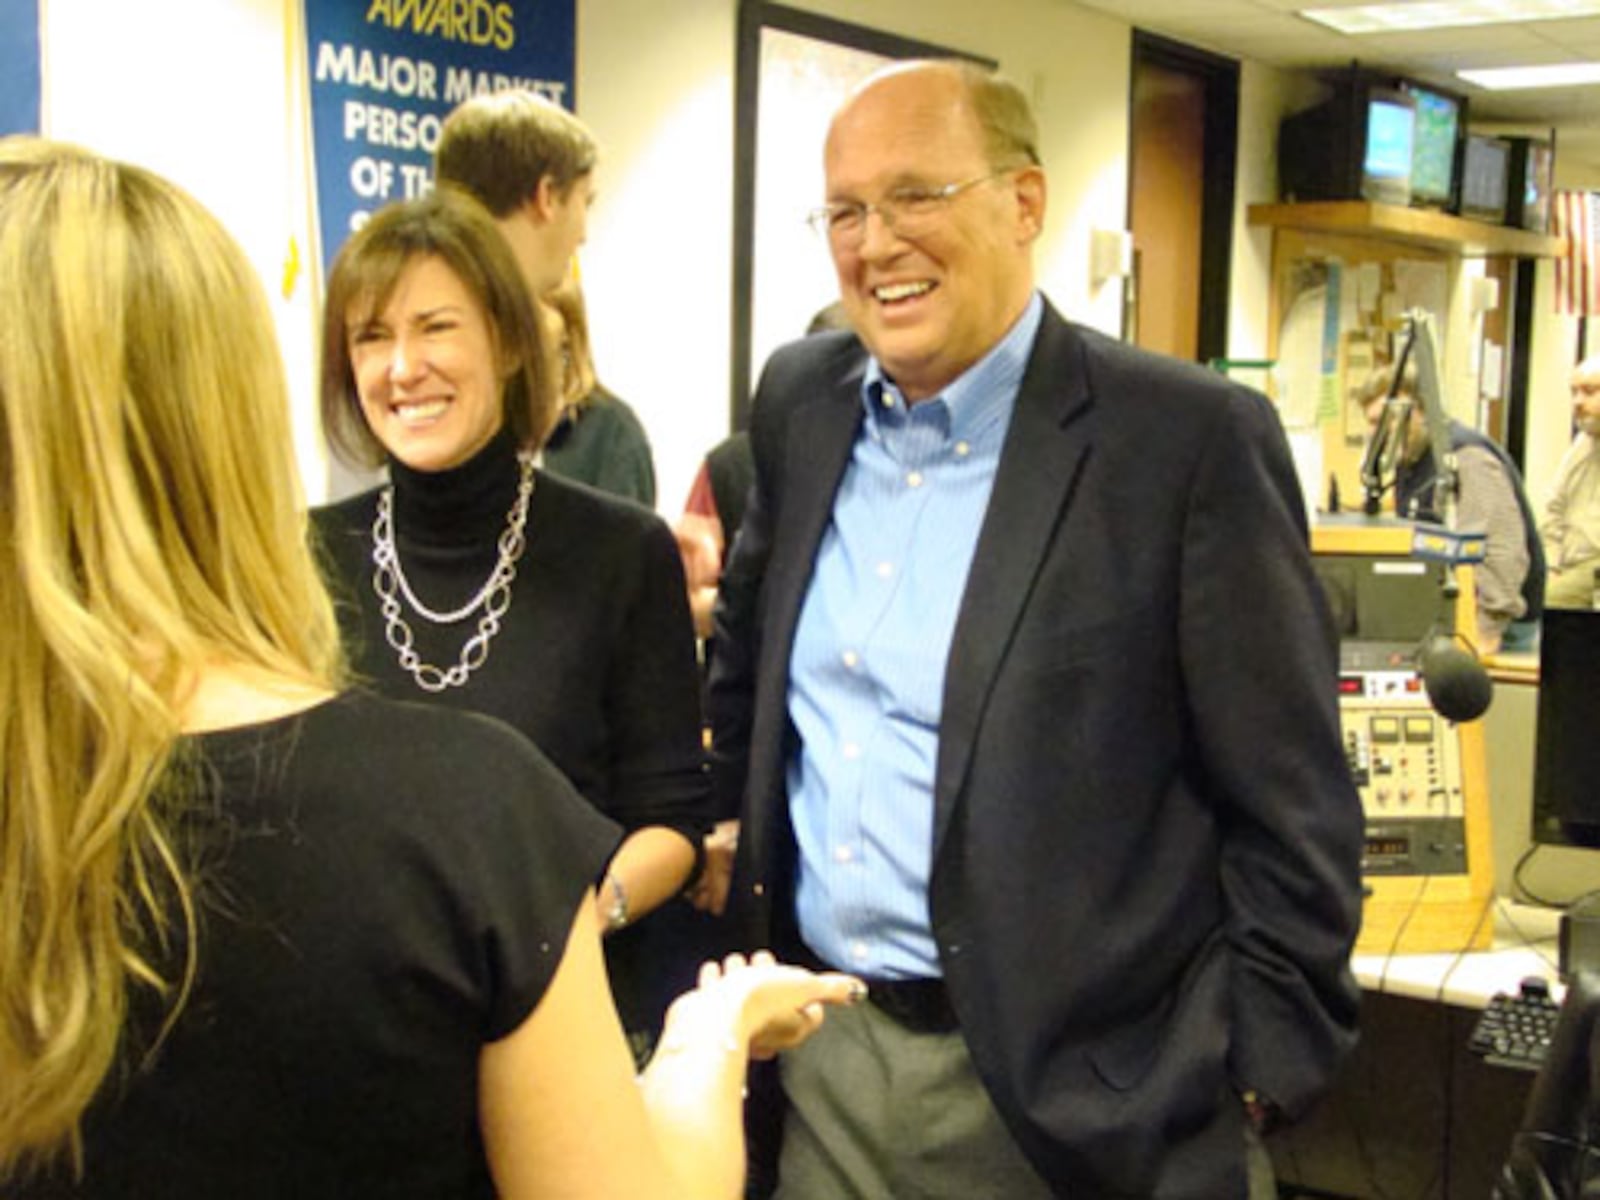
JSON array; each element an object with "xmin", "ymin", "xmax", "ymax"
[{"xmin": 370, "ymin": 455, "xmax": 534, "ymax": 692}]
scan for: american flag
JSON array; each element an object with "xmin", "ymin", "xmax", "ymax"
[{"xmin": 1554, "ymin": 189, "xmax": 1600, "ymax": 316}]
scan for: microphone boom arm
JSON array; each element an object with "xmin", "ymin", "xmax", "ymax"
[{"xmin": 1406, "ymin": 310, "xmax": 1460, "ymax": 532}]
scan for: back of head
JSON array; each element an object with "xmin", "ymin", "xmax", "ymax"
[
  {"xmin": 1359, "ymin": 359, "xmax": 1419, "ymax": 409},
  {"xmin": 0, "ymin": 137, "xmax": 341, "ymax": 1179},
  {"xmin": 436, "ymin": 89, "xmax": 597, "ymax": 215},
  {"xmin": 319, "ymin": 186, "xmax": 555, "ymax": 464}
]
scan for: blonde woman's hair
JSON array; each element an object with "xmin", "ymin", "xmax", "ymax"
[{"xmin": 0, "ymin": 138, "xmax": 344, "ymax": 1179}]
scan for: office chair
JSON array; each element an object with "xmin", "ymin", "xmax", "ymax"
[{"xmin": 1493, "ymin": 970, "xmax": 1600, "ymax": 1199}]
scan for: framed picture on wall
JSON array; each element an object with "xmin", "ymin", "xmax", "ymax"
[{"xmin": 730, "ymin": 1, "xmax": 990, "ymax": 428}]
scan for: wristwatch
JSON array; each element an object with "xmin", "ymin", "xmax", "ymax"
[{"xmin": 604, "ymin": 872, "xmax": 630, "ymax": 933}]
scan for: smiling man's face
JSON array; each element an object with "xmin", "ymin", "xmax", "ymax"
[{"xmin": 823, "ymin": 65, "xmax": 1043, "ymax": 402}]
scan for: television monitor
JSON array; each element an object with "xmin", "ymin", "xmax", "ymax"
[
  {"xmin": 1506, "ymin": 136, "xmax": 1555, "ymax": 234},
  {"xmin": 1398, "ymin": 80, "xmax": 1466, "ymax": 210},
  {"xmin": 1279, "ymin": 71, "xmax": 1416, "ymax": 207},
  {"xmin": 1531, "ymin": 609, "xmax": 1600, "ymax": 850},
  {"xmin": 1459, "ymin": 134, "xmax": 1511, "ymax": 224}
]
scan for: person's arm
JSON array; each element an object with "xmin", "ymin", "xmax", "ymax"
[
  {"xmin": 595, "ymin": 826, "xmax": 696, "ymax": 932},
  {"xmin": 480, "ymin": 898, "xmax": 861, "ymax": 1199},
  {"xmin": 602, "ymin": 516, "xmax": 715, "ymax": 918},
  {"xmin": 1455, "ymin": 445, "xmax": 1530, "ymax": 652}
]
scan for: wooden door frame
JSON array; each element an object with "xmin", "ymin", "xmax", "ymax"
[{"xmin": 1128, "ymin": 32, "xmax": 1238, "ymax": 363}]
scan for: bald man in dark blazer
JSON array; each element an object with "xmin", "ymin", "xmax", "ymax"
[{"xmin": 708, "ymin": 59, "xmax": 1362, "ymax": 1200}]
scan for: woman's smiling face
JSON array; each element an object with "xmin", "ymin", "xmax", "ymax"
[{"xmin": 347, "ymin": 253, "xmax": 509, "ymax": 473}]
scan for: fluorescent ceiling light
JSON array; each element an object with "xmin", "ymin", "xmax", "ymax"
[
  {"xmin": 1459, "ymin": 61, "xmax": 1600, "ymax": 88},
  {"xmin": 1303, "ymin": 0, "xmax": 1600, "ymax": 35}
]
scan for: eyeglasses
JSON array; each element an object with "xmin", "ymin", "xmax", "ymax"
[{"xmin": 806, "ymin": 170, "xmax": 1012, "ymax": 245}]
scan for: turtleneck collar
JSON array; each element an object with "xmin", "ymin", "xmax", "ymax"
[{"xmin": 387, "ymin": 425, "xmax": 522, "ymax": 546}]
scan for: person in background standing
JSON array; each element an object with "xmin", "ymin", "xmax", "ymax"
[
  {"xmin": 436, "ymin": 88, "xmax": 596, "ymax": 302},
  {"xmin": 1541, "ymin": 353, "xmax": 1600, "ymax": 609},
  {"xmin": 1359, "ymin": 360, "xmax": 1545, "ymax": 650},
  {"xmin": 540, "ymin": 273, "xmax": 658, "ymax": 507}
]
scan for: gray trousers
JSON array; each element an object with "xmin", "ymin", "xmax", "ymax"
[
  {"xmin": 775, "ymin": 998, "xmax": 1054, "ymax": 1199},
  {"xmin": 772, "ymin": 998, "xmax": 1278, "ymax": 1199}
]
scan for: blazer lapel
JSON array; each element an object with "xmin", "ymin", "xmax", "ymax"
[
  {"xmin": 933, "ymin": 310, "xmax": 1095, "ymax": 858},
  {"xmin": 759, "ymin": 359, "xmax": 865, "ymax": 712}
]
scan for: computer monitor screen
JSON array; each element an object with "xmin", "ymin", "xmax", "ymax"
[
  {"xmin": 1460, "ymin": 134, "xmax": 1510, "ymax": 223},
  {"xmin": 1532, "ymin": 609, "xmax": 1600, "ymax": 849},
  {"xmin": 1363, "ymin": 97, "xmax": 1415, "ymax": 205},
  {"xmin": 1402, "ymin": 83, "xmax": 1463, "ymax": 208}
]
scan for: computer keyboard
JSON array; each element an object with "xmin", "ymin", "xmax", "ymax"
[{"xmin": 1468, "ymin": 976, "xmax": 1561, "ymax": 1071}]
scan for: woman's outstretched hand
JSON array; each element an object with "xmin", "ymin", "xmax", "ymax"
[{"xmin": 658, "ymin": 951, "xmax": 866, "ymax": 1063}]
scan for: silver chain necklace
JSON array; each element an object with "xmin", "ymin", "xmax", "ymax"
[{"xmin": 371, "ymin": 455, "xmax": 535, "ymax": 693}]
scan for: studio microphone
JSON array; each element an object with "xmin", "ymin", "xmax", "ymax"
[{"xmin": 1417, "ymin": 630, "xmax": 1492, "ymax": 723}]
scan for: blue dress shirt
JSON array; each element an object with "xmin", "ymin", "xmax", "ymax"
[{"xmin": 787, "ymin": 293, "xmax": 1043, "ymax": 979}]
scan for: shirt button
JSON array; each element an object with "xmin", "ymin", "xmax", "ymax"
[
  {"xmin": 834, "ymin": 844, "xmax": 854, "ymax": 863},
  {"xmin": 954, "ymin": 441, "xmax": 970, "ymax": 457},
  {"xmin": 876, "ymin": 561, "xmax": 894, "ymax": 579},
  {"xmin": 850, "ymin": 940, "xmax": 869, "ymax": 961},
  {"xmin": 907, "ymin": 471, "xmax": 924, "ymax": 488},
  {"xmin": 842, "ymin": 649, "xmax": 860, "ymax": 669},
  {"xmin": 842, "ymin": 742, "xmax": 861, "ymax": 760}
]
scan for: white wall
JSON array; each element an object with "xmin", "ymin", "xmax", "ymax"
[{"xmin": 43, "ymin": 0, "xmax": 325, "ymax": 498}]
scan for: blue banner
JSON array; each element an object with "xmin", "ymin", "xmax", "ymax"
[
  {"xmin": 1, "ymin": 0, "xmax": 41, "ymax": 136},
  {"xmin": 304, "ymin": 0, "xmax": 575, "ymax": 272}
]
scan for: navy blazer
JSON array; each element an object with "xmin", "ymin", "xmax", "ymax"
[{"xmin": 709, "ymin": 302, "xmax": 1363, "ymax": 1198}]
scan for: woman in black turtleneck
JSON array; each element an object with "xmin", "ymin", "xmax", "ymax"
[{"xmin": 311, "ymin": 189, "xmax": 710, "ymax": 1050}]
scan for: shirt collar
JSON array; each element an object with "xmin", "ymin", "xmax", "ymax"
[{"xmin": 861, "ymin": 292, "xmax": 1044, "ymax": 442}]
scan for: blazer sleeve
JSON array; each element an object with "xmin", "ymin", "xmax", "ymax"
[{"xmin": 1179, "ymin": 386, "xmax": 1364, "ymax": 1117}]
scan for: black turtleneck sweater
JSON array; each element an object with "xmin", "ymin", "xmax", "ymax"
[{"xmin": 311, "ymin": 429, "xmax": 711, "ymax": 1032}]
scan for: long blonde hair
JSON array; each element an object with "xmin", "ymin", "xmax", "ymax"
[{"xmin": 0, "ymin": 139, "xmax": 344, "ymax": 1177}]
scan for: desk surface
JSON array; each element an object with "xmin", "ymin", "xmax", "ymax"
[
  {"xmin": 1353, "ymin": 901, "xmax": 1563, "ymax": 1008},
  {"xmin": 1484, "ymin": 649, "xmax": 1538, "ymax": 685}
]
